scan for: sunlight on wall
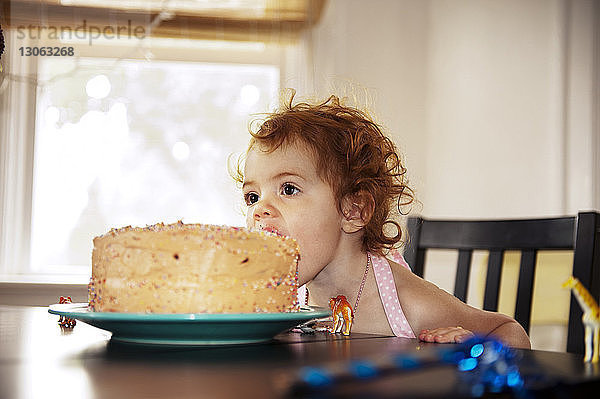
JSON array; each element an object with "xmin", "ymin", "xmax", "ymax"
[{"xmin": 496, "ymin": 251, "xmax": 573, "ymax": 325}]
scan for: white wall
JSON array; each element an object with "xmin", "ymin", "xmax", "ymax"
[
  {"xmin": 301, "ymin": 0, "xmax": 599, "ymax": 219},
  {"xmin": 426, "ymin": 0, "xmax": 565, "ymax": 217},
  {"xmin": 300, "ymin": 0, "xmax": 429, "ymax": 205},
  {"xmin": 565, "ymin": 0, "xmax": 599, "ymax": 214}
]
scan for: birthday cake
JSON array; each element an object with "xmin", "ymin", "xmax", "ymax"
[{"xmin": 88, "ymin": 222, "xmax": 300, "ymax": 313}]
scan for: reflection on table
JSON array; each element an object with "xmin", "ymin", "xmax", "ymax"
[{"xmin": 1, "ymin": 305, "xmax": 599, "ymax": 398}]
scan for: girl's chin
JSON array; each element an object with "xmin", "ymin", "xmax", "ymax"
[
  {"xmin": 296, "ymin": 269, "xmax": 310, "ymax": 286},
  {"xmin": 297, "ymin": 267, "xmax": 319, "ymax": 287}
]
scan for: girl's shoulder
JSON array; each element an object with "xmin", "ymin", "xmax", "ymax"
[
  {"xmin": 382, "ymin": 251, "xmax": 421, "ymax": 279},
  {"xmin": 384, "ymin": 251, "xmax": 428, "ymax": 286},
  {"xmin": 384, "ymin": 255, "xmax": 428, "ymax": 292},
  {"xmin": 382, "ymin": 255, "xmax": 446, "ymax": 334},
  {"xmin": 384, "ymin": 254, "xmax": 451, "ymax": 305}
]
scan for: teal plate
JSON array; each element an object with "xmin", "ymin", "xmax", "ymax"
[{"xmin": 48, "ymin": 303, "xmax": 330, "ymax": 346}]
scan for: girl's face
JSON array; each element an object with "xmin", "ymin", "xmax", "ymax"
[{"xmin": 243, "ymin": 143, "xmax": 343, "ymax": 285}]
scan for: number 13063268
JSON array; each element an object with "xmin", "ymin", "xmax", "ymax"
[{"xmin": 19, "ymin": 46, "xmax": 74, "ymax": 56}]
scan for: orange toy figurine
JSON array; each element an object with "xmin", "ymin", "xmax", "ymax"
[
  {"xmin": 58, "ymin": 296, "xmax": 76, "ymax": 328},
  {"xmin": 329, "ymin": 295, "xmax": 353, "ymax": 336}
]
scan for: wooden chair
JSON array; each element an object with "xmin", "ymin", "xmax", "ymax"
[{"xmin": 404, "ymin": 211, "xmax": 600, "ymax": 354}]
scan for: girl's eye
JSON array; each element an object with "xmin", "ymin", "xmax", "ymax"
[
  {"xmin": 244, "ymin": 192, "xmax": 259, "ymax": 205},
  {"xmin": 281, "ymin": 183, "xmax": 300, "ymax": 196}
]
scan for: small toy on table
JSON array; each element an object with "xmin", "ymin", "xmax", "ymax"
[
  {"xmin": 329, "ymin": 295, "xmax": 353, "ymax": 336},
  {"xmin": 562, "ymin": 276, "xmax": 599, "ymax": 363},
  {"xmin": 57, "ymin": 296, "xmax": 76, "ymax": 329}
]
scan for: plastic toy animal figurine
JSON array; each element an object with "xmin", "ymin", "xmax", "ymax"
[
  {"xmin": 563, "ymin": 277, "xmax": 599, "ymax": 363},
  {"xmin": 58, "ymin": 296, "xmax": 76, "ymax": 328},
  {"xmin": 329, "ymin": 295, "xmax": 353, "ymax": 336}
]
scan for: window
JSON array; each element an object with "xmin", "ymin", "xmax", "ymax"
[
  {"xmin": 31, "ymin": 56, "xmax": 278, "ymax": 276},
  {"xmin": 1, "ymin": 30, "xmax": 292, "ymax": 281}
]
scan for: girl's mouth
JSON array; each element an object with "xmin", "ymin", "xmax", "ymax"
[{"xmin": 261, "ymin": 225, "xmax": 285, "ymax": 237}]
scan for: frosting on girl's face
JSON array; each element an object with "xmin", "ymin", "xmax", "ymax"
[{"xmin": 243, "ymin": 143, "xmax": 344, "ymax": 285}]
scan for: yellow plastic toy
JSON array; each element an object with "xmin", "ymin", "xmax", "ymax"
[{"xmin": 563, "ymin": 277, "xmax": 599, "ymax": 363}]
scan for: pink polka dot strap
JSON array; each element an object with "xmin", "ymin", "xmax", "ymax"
[
  {"xmin": 371, "ymin": 252, "xmax": 416, "ymax": 338},
  {"xmin": 388, "ymin": 249, "xmax": 411, "ymax": 271}
]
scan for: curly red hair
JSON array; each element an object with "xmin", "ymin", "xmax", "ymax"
[{"xmin": 234, "ymin": 92, "xmax": 414, "ymax": 254}]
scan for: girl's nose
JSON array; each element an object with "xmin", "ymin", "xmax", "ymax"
[{"xmin": 253, "ymin": 200, "xmax": 278, "ymax": 221}]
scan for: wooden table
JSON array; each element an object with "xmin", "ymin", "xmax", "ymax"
[{"xmin": 1, "ymin": 305, "xmax": 599, "ymax": 398}]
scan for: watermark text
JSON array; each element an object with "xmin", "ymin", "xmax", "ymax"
[{"xmin": 17, "ymin": 20, "xmax": 146, "ymax": 45}]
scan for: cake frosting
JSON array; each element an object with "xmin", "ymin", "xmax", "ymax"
[{"xmin": 88, "ymin": 222, "xmax": 299, "ymax": 313}]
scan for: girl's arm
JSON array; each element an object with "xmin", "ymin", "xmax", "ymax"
[
  {"xmin": 418, "ymin": 319, "xmax": 530, "ymax": 349},
  {"xmin": 394, "ymin": 264, "xmax": 531, "ymax": 349},
  {"xmin": 485, "ymin": 319, "xmax": 531, "ymax": 348}
]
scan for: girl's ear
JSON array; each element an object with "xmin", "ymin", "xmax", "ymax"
[{"xmin": 341, "ymin": 191, "xmax": 375, "ymax": 234}]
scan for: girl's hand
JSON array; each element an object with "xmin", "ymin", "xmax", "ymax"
[{"xmin": 418, "ymin": 326, "xmax": 474, "ymax": 344}]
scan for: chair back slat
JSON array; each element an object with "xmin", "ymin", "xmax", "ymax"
[
  {"xmin": 405, "ymin": 218, "xmax": 424, "ymax": 277},
  {"xmin": 483, "ymin": 250, "xmax": 504, "ymax": 311},
  {"xmin": 418, "ymin": 218, "xmax": 574, "ymax": 250},
  {"xmin": 412, "ymin": 249, "xmax": 426, "ymax": 278},
  {"xmin": 454, "ymin": 249, "xmax": 472, "ymax": 302},
  {"xmin": 514, "ymin": 250, "xmax": 537, "ymax": 334}
]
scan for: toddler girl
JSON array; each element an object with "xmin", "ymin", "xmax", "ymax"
[{"xmin": 236, "ymin": 93, "xmax": 531, "ymax": 349}]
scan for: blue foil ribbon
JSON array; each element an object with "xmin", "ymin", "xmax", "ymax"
[
  {"xmin": 291, "ymin": 335, "xmax": 527, "ymax": 397},
  {"xmin": 445, "ymin": 335, "xmax": 525, "ymax": 397}
]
